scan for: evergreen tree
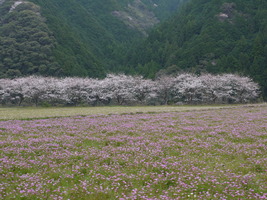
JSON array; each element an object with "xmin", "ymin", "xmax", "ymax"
[{"xmin": 126, "ymin": 0, "xmax": 267, "ymax": 99}]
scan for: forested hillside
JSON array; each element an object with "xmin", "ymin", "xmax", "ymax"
[
  {"xmin": 0, "ymin": 0, "xmax": 183, "ymax": 78},
  {"xmin": 0, "ymin": 0, "xmax": 61, "ymax": 77},
  {"xmin": 126, "ymin": 0, "xmax": 267, "ymax": 99},
  {"xmin": 0, "ymin": 0, "xmax": 266, "ymax": 99}
]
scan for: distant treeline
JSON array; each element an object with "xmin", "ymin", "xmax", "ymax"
[{"xmin": 0, "ymin": 74, "xmax": 260, "ymax": 107}]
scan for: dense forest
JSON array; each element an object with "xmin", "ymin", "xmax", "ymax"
[
  {"xmin": 0, "ymin": 0, "xmax": 266, "ymax": 99},
  {"xmin": 125, "ymin": 0, "xmax": 267, "ymax": 99},
  {"xmin": 0, "ymin": 1, "xmax": 61, "ymax": 77},
  {"xmin": 0, "ymin": 0, "xmax": 183, "ymax": 78}
]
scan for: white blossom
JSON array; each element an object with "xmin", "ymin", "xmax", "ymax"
[{"xmin": 0, "ymin": 73, "xmax": 260, "ymax": 106}]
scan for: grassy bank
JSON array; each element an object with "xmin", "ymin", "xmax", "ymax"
[{"xmin": 0, "ymin": 104, "xmax": 241, "ymax": 120}]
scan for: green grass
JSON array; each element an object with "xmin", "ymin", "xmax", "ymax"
[
  {"xmin": 0, "ymin": 104, "xmax": 266, "ymax": 199},
  {"xmin": 0, "ymin": 104, "xmax": 242, "ymax": 120}
]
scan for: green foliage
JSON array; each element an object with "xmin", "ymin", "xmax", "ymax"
[
  {"xmin": 126, "ymin": 0, "xmax": 267, "ymax": 99},
  {"xmin": 26, "ymin": 0, "xmax": 183, "ymax": 76},
  {"xmin": 2, "ymin": 0, "xmax": 265, "ymax": 99},
  {"xmin": 0, "ymin": 0, "xmax": 183, "ymax": 79},
  {"xmin": 0, "ymin": 1, "xmax": 60, "ymax": 78}
]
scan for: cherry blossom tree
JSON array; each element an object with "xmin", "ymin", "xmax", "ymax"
[
  {"xmin": 21, "ymin": 76, "xmax": 52, "ymax": 106},
  {"xmin": 100, "ymin": 74, "xmax": 136, "ymax": 105},
  {"xmin": 39, "ymin": 77, "xmax": 68, "ymax": 106},
  {"xmin": 171, "ymin": 73, "xmax": 204, "ymax": 104},
  {"xmin": 132, "ymin": 76, "xmax": 157, "ymax": 105},
  {"xmin": 0, "ymin": 78, "xmax": 12, "ymax": 105},
  {"xmin": 217, "ymin": 74, "xmax": 259, "ymax": 103},
  {"xmin": 154, "ymin": 75, "xmax": 176, "ymax": 105},
  {"xmin": 0, "ymin": 73, "xmax": 260, "ymax": 106},
  {"xmin": 199, "ymin": 74, "xmax": 259, "ymax": 104}
]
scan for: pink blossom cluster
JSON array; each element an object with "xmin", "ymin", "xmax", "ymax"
[
  {"xmin": 0, "ymin": 73, "xmax": 259, "ymax": 106},
  {"xmin": 0, "ymin": 105, "xmax": 266, "ymax": 199}
]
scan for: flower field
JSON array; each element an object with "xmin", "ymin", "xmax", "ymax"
[{"xmin": 0, "ymin": 104, "xmax": 267, "ymax": 199}]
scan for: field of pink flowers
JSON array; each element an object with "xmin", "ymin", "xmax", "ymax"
[{"xmin": 0, "ymin": 105, "xmax": 267, "ymax": 199}]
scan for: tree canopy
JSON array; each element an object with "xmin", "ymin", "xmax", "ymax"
[
  {"xmin": 125, "ymin": 0, "xmax": 267, "ymax": 99},
  {"xmin": 0, "ymin": 1, "xmax": 60, "ymax": 78}
]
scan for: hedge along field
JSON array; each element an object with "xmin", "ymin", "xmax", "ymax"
[{"xmin": 0, "ymin": 104, "xmax": 267, "ymax": 199}]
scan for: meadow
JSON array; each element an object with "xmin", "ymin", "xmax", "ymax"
[
  {"xmin": 0, "ymin": 105, "xmax": 231, "ymax": 120},
  {"xmin": 0, "ymin": 104, "xmax": 266, "ymax": 199}
]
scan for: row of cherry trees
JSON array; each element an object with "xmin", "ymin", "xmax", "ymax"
[{"xmin": 0, "ymin": 73, "xmax": 260, "ymax": 106}]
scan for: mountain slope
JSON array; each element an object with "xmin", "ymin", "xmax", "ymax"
[
  {"xmin": 0, "ymin": 0, "xmax": 62, "ymax": 77},
  {"xmin": 30, "ymin": 0, "xmax": 184, "ymax": 73},
  {"xmin": 0, "ymin": 0, "xmax": 183, "ymax": 78},
  {"xmin": 126, "ymin": 0, "xmax": 267, "ymax": 99}
]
